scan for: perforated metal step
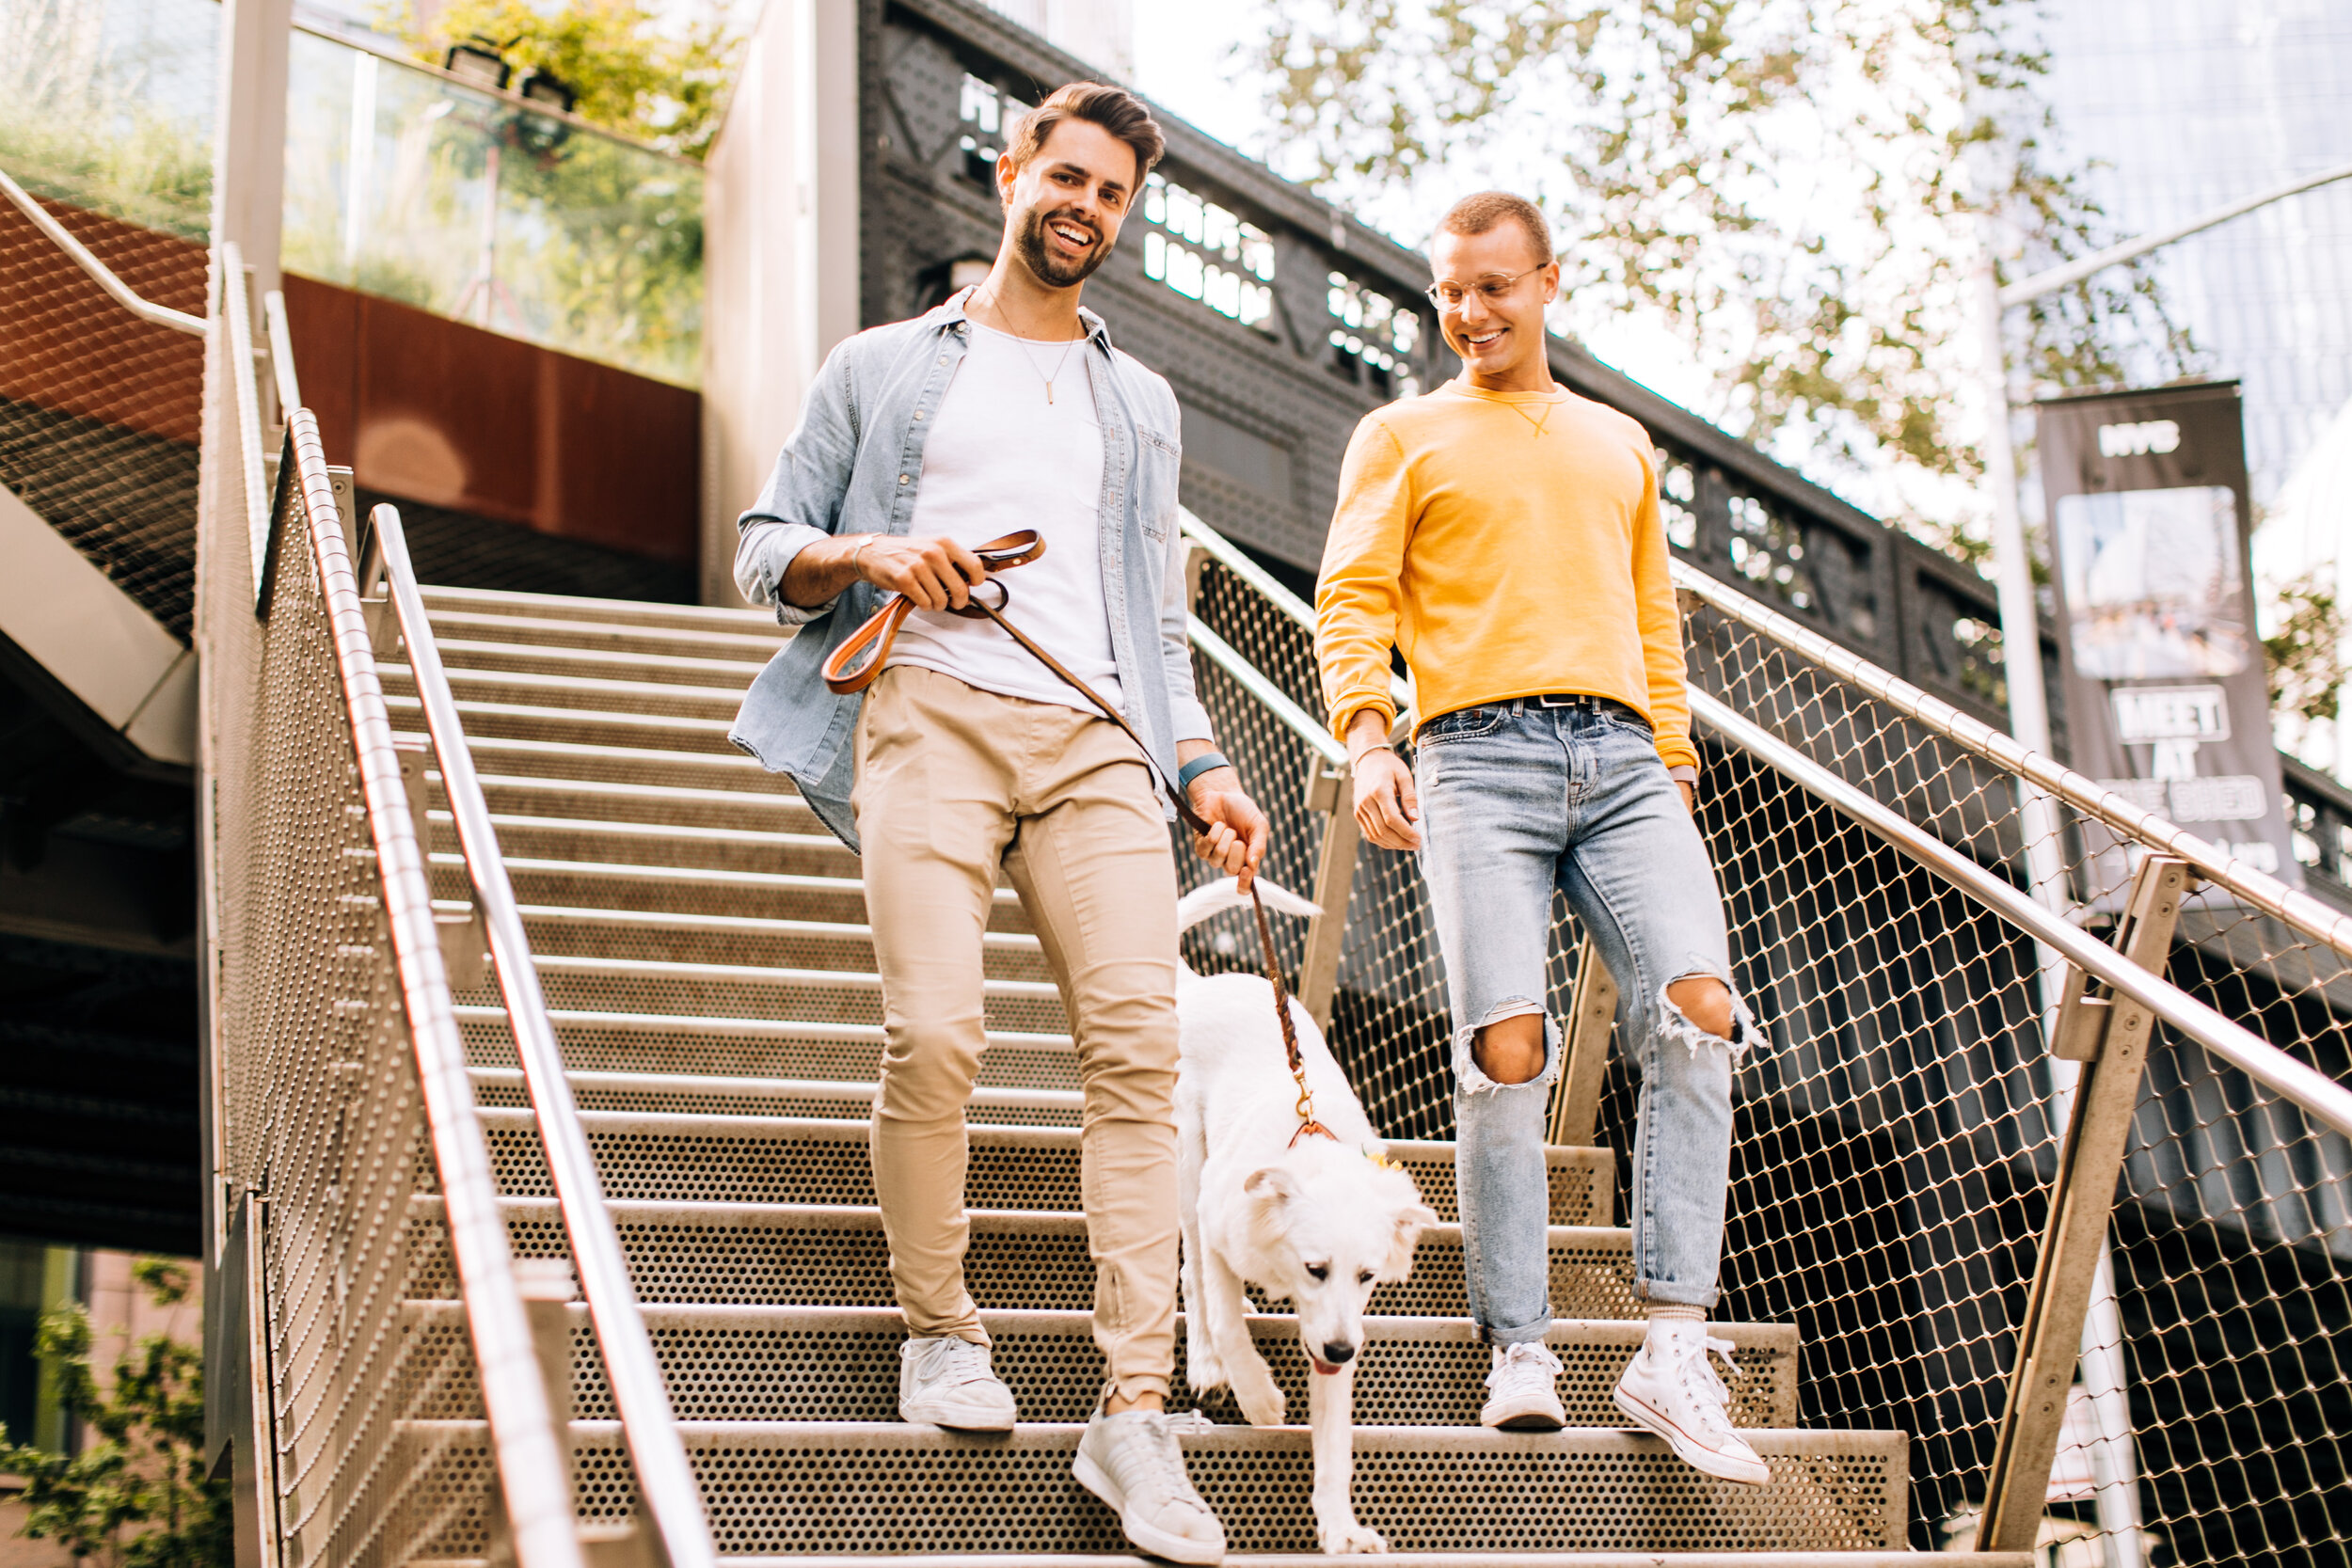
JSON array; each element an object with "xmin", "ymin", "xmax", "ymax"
[
  {"xmin": 473, "ymin": 773, "xmax": 818, "ymax": 836},
  {"xmin": 436, "ymin": 813, "xmax": 862, "ymax": 879},
  {"xmin": 433, "ymin": 857, "xmax": 1029, "ymax": 931},
  {"xmin": 433, "ymin": 635, "xmax": 769, "ymax": 687},
  {"xmin": 401, "ymin": 1421, "xmax": 1913, "ymax": 1558},
  {"xmin": 510, "ymin": 954, "xmax": 1065, "ymax": 1034},
  {"xmin": 507, "ymin": 905, "xmax": 1052, "ymax": 980},
  {"xmin": 421, "ymin": 607, "xmax": 785, "ymax": 663},
  {"xmin": 468, "ymin": 1068, "xmax": 1084, "ymax": 1124},
  {"xmin": 478, "ymin": 1110, "xmax": 1609, "ymax": 1226},
  {"xmin": 410, "ymin": 732, "xmax": 777, "ymax": 791},
  {"xmin": 404, "ymin": 1302, "xmax": 1793, "ymax": 1427},
  {"xmin": 386, "ymin": 663, "xmax": 750, "ymax": 723},
  {"xmin": 714, "ymin": 1555, "xmax": 2026, "ymax": 1566},
  {"xmin": 454, "ymin": 1006, "xmax": 1073, "ymax": 1084},
  {"xmin": 418, "ymin": 1199, "xmax": 1645, "ymax": 1318},
  {"xmin": 421, "ymin": 582, "xmax": 785, "ymax": 632},
  {"xmin": 389, "ymin": 692, "xmax": 745, "ymax": 755}
]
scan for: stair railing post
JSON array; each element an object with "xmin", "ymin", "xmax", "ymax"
[
  {"xmin": 1548, "ymin": 936, "xmax": 1618, "ymax": 1148},
  {"xmin": 1978, "ymin": 853, "xmax": 2189, "ymax": 1554},
  {"xmin": 1297, "ymin": 754, "xmax": 1359, "ymax": 1032}
]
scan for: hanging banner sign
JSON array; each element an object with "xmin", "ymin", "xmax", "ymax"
[{"xmin": 2036, "ymin": 379, "xmax": 2302, "ymax": 905}]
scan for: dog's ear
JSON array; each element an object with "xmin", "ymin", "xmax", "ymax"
[
  {"xmin": 1383, "ymin": 1202, "xmax": 1439, "ymax": 1279},
  {"xmin": 1244, "ymin": 1164, "xmax": 1300, "ymax": 1208}
]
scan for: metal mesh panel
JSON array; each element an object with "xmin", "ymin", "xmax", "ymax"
[
  {"xmin": 574, "ymin": 1424, "xmax": 1906, "ymax": 1556},
  {"xmin": 0, "ymin": 193, "xmax": 205, "ymax": 636},
  {"xmin": 1181, "ymin": 515, "xmax": 2352, "ymax": 1562},
  {"xmin": 194, "ymin": 313, "xmax": 509, "ymax": 1562}
]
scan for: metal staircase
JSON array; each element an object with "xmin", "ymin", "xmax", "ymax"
[
  {"xmin": 373, "ymin": 579, "xmax": 2010, "ymax": 1563},
  {"xmin": 0, "ymin": 198, "xmax": 2283, "ymax": 1568}
]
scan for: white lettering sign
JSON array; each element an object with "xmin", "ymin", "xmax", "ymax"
[
  {"xmin": 2110, "ymin": 685, "xmax": 2230, "ymax": 744},
  {"xmin": 2167, "ymin": 775, "xmax": 2266, "ymax": 823},
  {"xmin": 2097, "ymin": 420, "xmax": 2182, "ymax": 457}
]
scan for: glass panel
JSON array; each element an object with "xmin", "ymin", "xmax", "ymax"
[
  {"xmin": 0, "ymin": 0, "xmax": 219, "ymax": 239},
  {"xmin": 282, "ymin": 30, "xmax": 705, "ymax": 387}
]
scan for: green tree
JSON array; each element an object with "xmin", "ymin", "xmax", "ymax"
[
  {"xmin": 2264, "ymin": 568, "xmax": 2346, "ymax": 740},
  {"xmin": 393, "ymin": 0, "xmax": 741, "ymax": 161},
  {"xmin": 1246, "ymin": 0, "xmax": 2199, "ymax": 557},
  {"xmin": 0, "ymin": 1259, "xmax": 229, "ymax": 1568}
]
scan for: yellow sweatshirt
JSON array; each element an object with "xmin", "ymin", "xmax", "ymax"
[{"xmin": 1314, "ymin": 382, "xmax": 1698, "ymax": 773}]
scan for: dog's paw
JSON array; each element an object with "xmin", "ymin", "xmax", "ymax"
[
  {"xmin": 1315, "ymin": 1515, "xmax": 1387, "ymax": 1555},
  {"xmin": 1185, "ymin": 1345, "xmax": 1226, "ymax": 1392},
  {"xmin": 1232, "ymin": 1370, "xmax": 1286, "ymax": 1427}
]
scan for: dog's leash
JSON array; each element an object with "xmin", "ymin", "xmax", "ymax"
[{"xmin": 821, "ymin": 530, "xmax": 1339, "ymax": 1147}]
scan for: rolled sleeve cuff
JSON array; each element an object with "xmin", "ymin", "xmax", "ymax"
[
  {"xmin": 1170, "ymin": 695, "xmax": 1216, "ymax": 745},
  {"xmin": 739, "ymin": 520, "xmax": 838, "ymax": 626},
  {"xmin": 1656, "ymin": 736, "xmax": 1700, "ymax": 774},
  {"xmin": 1328, "ymin": 688, "xmax": 1397, "ymax": 746}
]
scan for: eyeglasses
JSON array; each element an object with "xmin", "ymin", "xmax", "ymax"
[{"xmin": 1423, "ymin": 265, "xmax": 1546, "ymax": 310}]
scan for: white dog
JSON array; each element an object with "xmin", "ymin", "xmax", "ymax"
[{"xmin": 1174, "ymin": 878, "xmax": 1439, "ymax": 1556}]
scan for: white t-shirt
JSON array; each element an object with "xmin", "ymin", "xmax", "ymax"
[{"xmin": 886, "ymin": 322, "xmax": 1122, "ymax": 715}]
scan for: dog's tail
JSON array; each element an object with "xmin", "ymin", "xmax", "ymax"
[{"xmin": 1176, "ymin": 876, "xmax": 1320, "ymax": 933}]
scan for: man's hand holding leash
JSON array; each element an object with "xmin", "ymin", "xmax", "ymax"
[{"xmin": 1181, "ymin": 746, "xmax": 1268, "ymax": 892}]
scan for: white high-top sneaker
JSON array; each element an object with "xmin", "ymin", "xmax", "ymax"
[
  {"xmin": 1613, "ymin": 1320, "xmax": 1770, "ymax": 1486},
  {"xmin": 898, "ymin": 1335, "xmax": 1017, "ymax": 1431},
  {"xmin": 1481, "ymin": 1339, "xmax": 1567, "ymax": 1429}
]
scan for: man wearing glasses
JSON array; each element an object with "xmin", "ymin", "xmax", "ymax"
[{"xmin": 1313, "ymin": 191, "xmax": 1764, "ymax": 1484}]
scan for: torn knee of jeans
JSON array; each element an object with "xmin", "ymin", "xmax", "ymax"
[
  {"xmin": 1658, "ymin": 970, "xmax": 1756, "ymax": 1058},
  {"xmin": 1454, "ymin": 1001, "xmax": 1558, "ymax": 1093}
]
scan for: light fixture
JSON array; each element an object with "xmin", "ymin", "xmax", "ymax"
[
  {"xmin": 442, "ymin": 37, "xmax": 509, "ymax": 90},
  {"xmin": 513, "ymin": 67, "xmax": 577, "ymax": 116}
]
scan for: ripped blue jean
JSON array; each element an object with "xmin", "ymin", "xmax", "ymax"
[{"xmin": 1415, "ymin": 697, "xmax": 1752, "ymax": 1340}]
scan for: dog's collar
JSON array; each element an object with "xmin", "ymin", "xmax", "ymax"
[{"xmin": 1288, "ymin": 1117, "xmax": 1341, "ymax": 1148}]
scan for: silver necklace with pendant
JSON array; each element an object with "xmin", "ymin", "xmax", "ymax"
[{"xmin": 977, "ymin": 287, "xmax": 1084, "ymax": 404}]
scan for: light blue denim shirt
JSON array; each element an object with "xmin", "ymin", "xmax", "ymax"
[{"xmin": 728, "ymin": 289, "xmax": 1215, "ymax": 853}]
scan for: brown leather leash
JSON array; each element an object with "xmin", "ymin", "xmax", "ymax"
[{"xmin": 821, "ymin": 529, "xmax": 1336, "ymax": 1146}]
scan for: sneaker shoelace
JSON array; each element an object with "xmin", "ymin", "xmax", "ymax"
[
  {"xmin": 927, "ymin": 1338, "xmax": 996, "ymax": 1388},
  {"xmin": 1486, "ymin": 1340, "xmax": 1564, "ymax": 1393},
  {"xmin": 1115, "ymin": 1410, "xmax": 1215, "ymax": 1514},
  {"xmin": 1668, "ymin": 1334, "xmax": 1743, "ymax": 1436}
]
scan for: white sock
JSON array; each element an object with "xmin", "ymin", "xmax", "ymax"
[{"xmin": 1645, "ymin": 1303, "xmax": 1703, "ymax": 1343}]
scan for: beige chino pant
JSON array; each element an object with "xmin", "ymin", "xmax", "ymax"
[{"xmin": 852, "ymin": 666, "xmax": 1181, "ymax": 1402}]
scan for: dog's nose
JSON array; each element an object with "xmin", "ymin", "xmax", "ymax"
[{"xmin": 1321, "ymin": 1341, "xmax": 1357, "ymax": 1365}]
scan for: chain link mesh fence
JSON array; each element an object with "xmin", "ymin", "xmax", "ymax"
[
  {"xmin": 1179, "ymin": 511, "xmax": 2352, "ymax": 1567},
  {"xmin": 194, "ymin": 257, "xmax": 594, "ymax": 1567},
  {"xmin": 0, "ymin": 186, "xmax": 205, "ymax": 638}
]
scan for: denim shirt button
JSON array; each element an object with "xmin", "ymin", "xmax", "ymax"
[
  {"xmin": 937, "ymin": 356, "xmax": 947, "ymax": 366},
  {"xmin": 913, "ymin": 410, "xmax": 925, "ymax": 420}
]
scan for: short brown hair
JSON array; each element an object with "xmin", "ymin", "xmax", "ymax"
[
  {"xmin": 1001, "ymin": 81, "xmax": 1166, "ymax": 191},
  {"xmin": 1436, "ymin": 191, "xmax": 1555, "ymax": 267}
]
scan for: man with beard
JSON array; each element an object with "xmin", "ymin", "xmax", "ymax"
[{"xmin": 729, "ymin": 82, "xmax": 1264, "ymax": 1566}]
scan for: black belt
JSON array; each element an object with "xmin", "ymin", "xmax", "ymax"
[{"xmin": 1509, "ymin": 693, "xmax": 1645, "ymax": 721}]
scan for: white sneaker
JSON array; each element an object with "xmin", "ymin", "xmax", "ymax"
[
  {"xmin": 898, "ymin": 1336, "xmax": 1016, "ymax": 1431},
  {"xmin": 1613, "ymin": 1322, "xmax": 1770, "ymax": 1486},
  {"xmin": 1481, "ymin": 1340, "xmax": 1566, "ymax": 1430},
  {"xmin": 1073, "ymin": 1405, "xmax": 1227, "ymax": 1566}
]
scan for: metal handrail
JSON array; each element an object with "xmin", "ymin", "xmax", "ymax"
[
  {"xmin": 1169, "ymin": 506, "xmax": 2352, "ymax": 1137},
  {"xmin": 1186, "ymin": 619, "xmax": 1346, "ymax": 768},
  {"xmin": 1672, "ymin": 560, "xmax": 2352, "ymax": 963},
  {"xmin": 2, "ymin": 165, "xmax": 206, "ymax": 335},
  {"xmin": 274, "ymin": 413, "xmax": 586, "ymax": 1568},
  {"xmin": 362, "ymin": 499, "xmax": 720, "ymax": 1568},
  {"xmin": 1180, "ymin": 507, "xmax": 1415, "ymax": 726},
  {"xmin": 1692, "ymin": 689, "xmax": 2352, "ymax": 1141}
]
